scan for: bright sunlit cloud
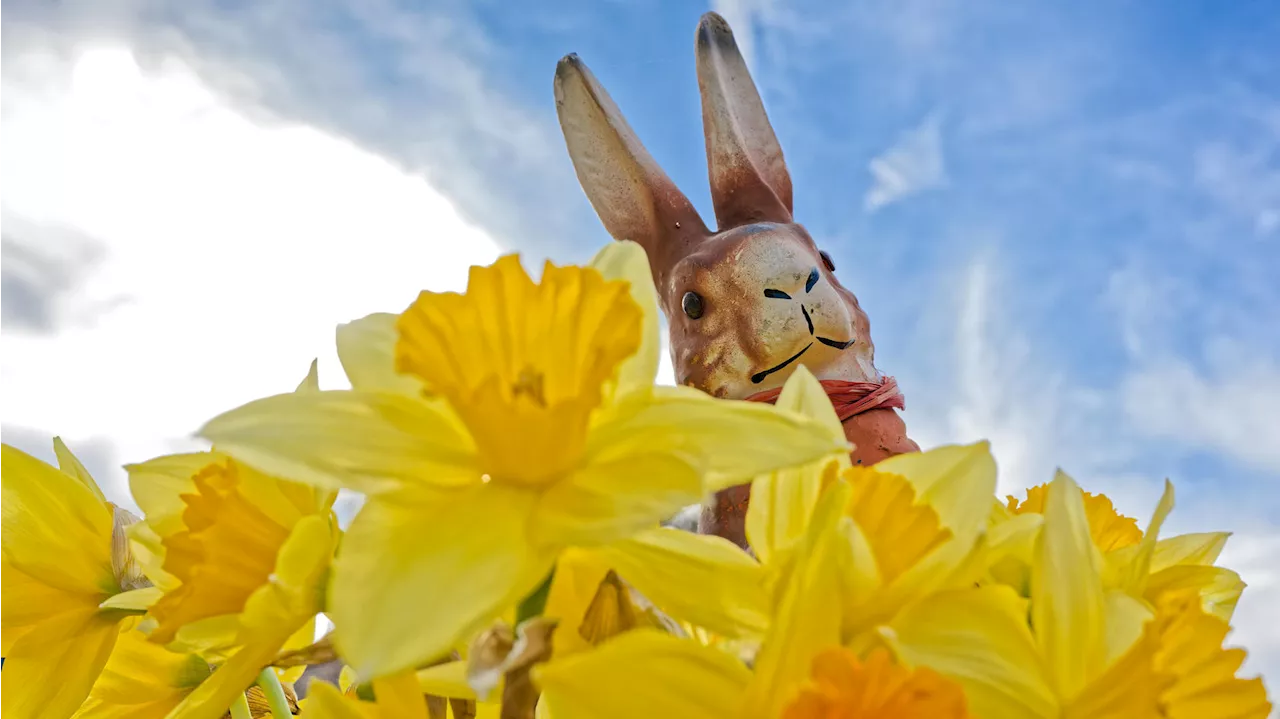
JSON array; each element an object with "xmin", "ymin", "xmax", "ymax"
[{"xmin": 2, "ymin": 45, "xmax": 501, "ymax": 493}]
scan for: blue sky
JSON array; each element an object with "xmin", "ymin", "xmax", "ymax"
[{"xmin": 3, "ymin": 0, "xmax": 1278, "ymax": 691}]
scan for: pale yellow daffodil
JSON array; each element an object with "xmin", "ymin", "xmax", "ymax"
[
  {"xmin": 121, "ymin": 362, "xmax": 339, "ymax": 719},
  {"xmin": 735, "ymin": 371, "xmax": 999, "ymax": 650},
  {"xmin": 194, "ymin": 241, "xmax": 847, "ymax": 679},
  {"xmin": 536, "ymin": 480, "xmax": 975, "ymax": 719},
  {"xmin": 1001, "ymin": 479, "xmax": 1246, "ymax": 621},
  {"xmin": 885, "ymin": 471, "xmax": 1271, "ymax": 718},
  {"xmin": 121, "ymin": 451, "xmax": 336, "ymax": 719},
  {"xmin": 1, "ymin": 439, "xmax": 156, "ymax": 719}
]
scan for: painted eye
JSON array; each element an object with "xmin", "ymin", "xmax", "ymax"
[
  {"xmin": 819, "ymin": 250, "xmax": 836, "ymax": 272},
  {"xmin": 682, "ymin": 291, "xmax": 704, "ymax": 319}
]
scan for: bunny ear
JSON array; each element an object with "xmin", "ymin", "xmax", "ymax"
[
  {"xmin": 555, "ymin": 54, "xmax": 709, "ymax": 287},
  {"xmin": 696, "ymin": 12, "xmax": 794, "ymax": 229}
]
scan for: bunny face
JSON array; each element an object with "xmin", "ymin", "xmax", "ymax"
[
  {"xmin": 665, "ymin": 222, "xmax": 877, "ymax": 398},
  {"xmin": 555, "ymin": 11, "xmax": 884, "ymax": 401}
]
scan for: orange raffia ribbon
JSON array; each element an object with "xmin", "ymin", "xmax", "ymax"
[{"xmin": 744, "ymin": 376, "xmax": 905, "ymax": 423}]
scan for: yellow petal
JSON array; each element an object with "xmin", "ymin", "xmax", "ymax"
[
  {"xmin": 395, "ymin": 254, "xmax": 642, "ymax": 484},
  {"xmin": 875, "ymin": 442, "xmax": 996, "ymax": 547},
  {"xmin": 886, "ymin": 586, "xmax": 1057, "ymax": 719},
  {"xmin": 844, "ymin": 466, "xmax": 952, "ymax": 586},
  {"xmin": 542, "ymin": 548, "xmax": 614, "ymax": 657},
  {"xmin": 984, "ymin": 513, "xmax": 1043, "ymax": 595},
  {"xmin": 198, "ymin": 389, "xmax": 479, "ymax": 495},
  {"xmin": 416, "ymin": 660, "xmax": 475, "ymax": 699},
  {"xmin": 1144, "ymin": 565, "xmax": 1245, "ymax": 622},
  {"xmin": 534, "ymin": 381, "xmax": 842, "ymax": 548},
  {"xmin": 1, "ymin": 558, "xmax": 96, "ymax": 654},
  {"xmin": 781, "ymin": 647, "xmax": 972, "ymax": 719},
  {"xmin": 1101, "ymin": 589, "xmax": 1153, "ymax": 668},
  {"xmin": 53, "ymin": 436, "xmax": 108, "ymax": 504},
  {"xmin": 336, "ymin": 313, "xmax": 425, "ymax": 397},
  {"xmin": 745, "ymin": 481, "xmax": 852, "ymax": 719},
  {"xmin": 849, "ymin": 444, "xmax": 995, "ymax": 620},
  {"xmin": 73, "ymin": 626, "xmax": 208, "ymax": 718},
  {"xmin": 73, "ymin": 697, "xmax": 176, "ymax": 719},
  {"xmin": 594, "ymin": 384, "xmax": 848, "ymax": 493},
  {"xmin": 126, "ymin": 521, "xmax": 180, "ymax": 593},
  {"xmin": 595, "ymin": 527, "xmax": 769, "ymax": 638},
  {"xmin": 126, "ymin": 451, "xmax": 222, "ymax": 537},
  {"xmin": 1153, "ymin": 591, "xmax": 1272, "ymax": 719},
  {"xmin": 330, "ymin": 484, "xmax": 556, "ymax": 678},
  {"xmin": 99, "ymin": 586, "xmax": 162, "ymax": 612},
  {"xmin": 534, "ymin": 630, "xmax": 749, "ymax": 719},
  {"xmin": 371, "ymin": 670, "xmax": 429, "ymax": 719},
  {"xmin": 588, "ymin": 240, "xmax": 661, "ymax": 396},
  {"xmin": 167, "ymin": 638, "xmax": 284, "ymax": 719},
  {"xmin": 2, "ymin": 444, "xmax": 116, "ymax": 598},
  {"xmin": 1151, "ymin": 532, "xmax": 1230, "ymax": 572},
  {"xmin": 531, "ymin": 437, "xmax": 704, "ymax": 547},
  {"xmin": 745, "ymin": 367, "xmax": 849, "ymax": 564},
  {"xmin": 298, "ymin": 682, "xmax": 377, "ymax": 718},
  {"xmin": 1032, "ymin": 471, "xmax": 1107, "ymax": 700},
  {"xmin": 297, "ymin": 359, "xmax": 322, "ymax": 393},
  {"xmin": 1064, "ymin": 605, "xmax": 1168, "ymax": 719},
  {"xmin": 164, "ymin": 615, "xmax": 244, "ymax": 661},
  {"xmin": 240, "ymin": 514, "xmax": 336, "ymax": 635},
  {"xmin": 1121, "ymin": 479, "xmax": 1175, "ymax": 595},
  {"xmin": 1, "ymin": 608, "xmax": 121, "ymax": 719}
]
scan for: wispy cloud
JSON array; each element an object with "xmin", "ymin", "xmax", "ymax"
[
  {"xmin": 864, "ymin": 112, "xmax": 947, "ymax": 212},
  {"xmin": 1123, "ymin": 346, "xmax": 1280, "ymax": 474}
]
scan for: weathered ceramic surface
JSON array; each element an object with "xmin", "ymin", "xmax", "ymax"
[{"xmin": 554, "ymin": 11, "xmax": 918, "ymax": 547}]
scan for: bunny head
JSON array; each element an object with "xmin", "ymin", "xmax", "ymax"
[{"xmin": 555, "ymin": 12, "xmax": 880, "ymax": 400}]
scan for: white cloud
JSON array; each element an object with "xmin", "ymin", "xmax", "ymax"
[
  {"xmin": 905, "ymin": 255, "xmax": 1117, "ymax": 499},
  {"xmin": 864, "ymin": 112, "xmax": 947, "ymax": 212},
  {"xmin": 1123, "ymin": 344, "xmax": 1280, "ymax": 474},
  {"xmin": 1, "ymin": 44, "xmax": 499, "ymax": 503}
]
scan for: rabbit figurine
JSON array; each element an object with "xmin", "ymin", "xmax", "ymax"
[{"xmin": 554, "ymin": 11, "xmax": 919, "ymax": 549}]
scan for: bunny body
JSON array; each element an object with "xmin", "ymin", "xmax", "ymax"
[{"xmin": 555, "ymin": 12, "xmax": 918, "ymax": 549}]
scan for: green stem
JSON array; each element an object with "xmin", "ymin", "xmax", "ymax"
[
  {"xmin": 229, "ymin": 693, "xmax": 253, "ymax": 719},
  {"xmin": 515, "ymin": 568, "xmax": 556, "ymax": 624},
  {"xmin": 256, "ymin": 668, "xmax": 294, "ymax": 718}
]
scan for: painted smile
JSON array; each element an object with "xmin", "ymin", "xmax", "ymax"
[
  {"xmin": 750, "ymin": 335, "xmax": 857, "ymax": 384},
  {"xmin": 751, "ymin": 343, "xmax": 812, "ymax": 384}
]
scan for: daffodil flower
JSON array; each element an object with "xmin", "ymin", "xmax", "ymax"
[
  {"xmin": 733, "ymin": 370, "xmax": 1000, "ymax": 647},
  {"xmin": 883, "ymin": 472, "xmax": 1272, "ymax": 718},
  {"xmin": 121, "ymin": 362, "xmax": 339, "ymax": 719},
  {"xmin": 121, "ymin": 451, "xmax": 336, "ymax": 719},
  {"xmin": 1002, "ymin": 479, "xmax": 1246, "ymax": 621},
  {"xmin": 195, "ymin": 241, "xmax": 847, "ymax": 679},
  {"xmin": 1, "ymin": 439, "xmax": 156, "ymax": 718},
  {"xmin": 535, "ymin": 479, "xmax": 976, "ymax": 719}
]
